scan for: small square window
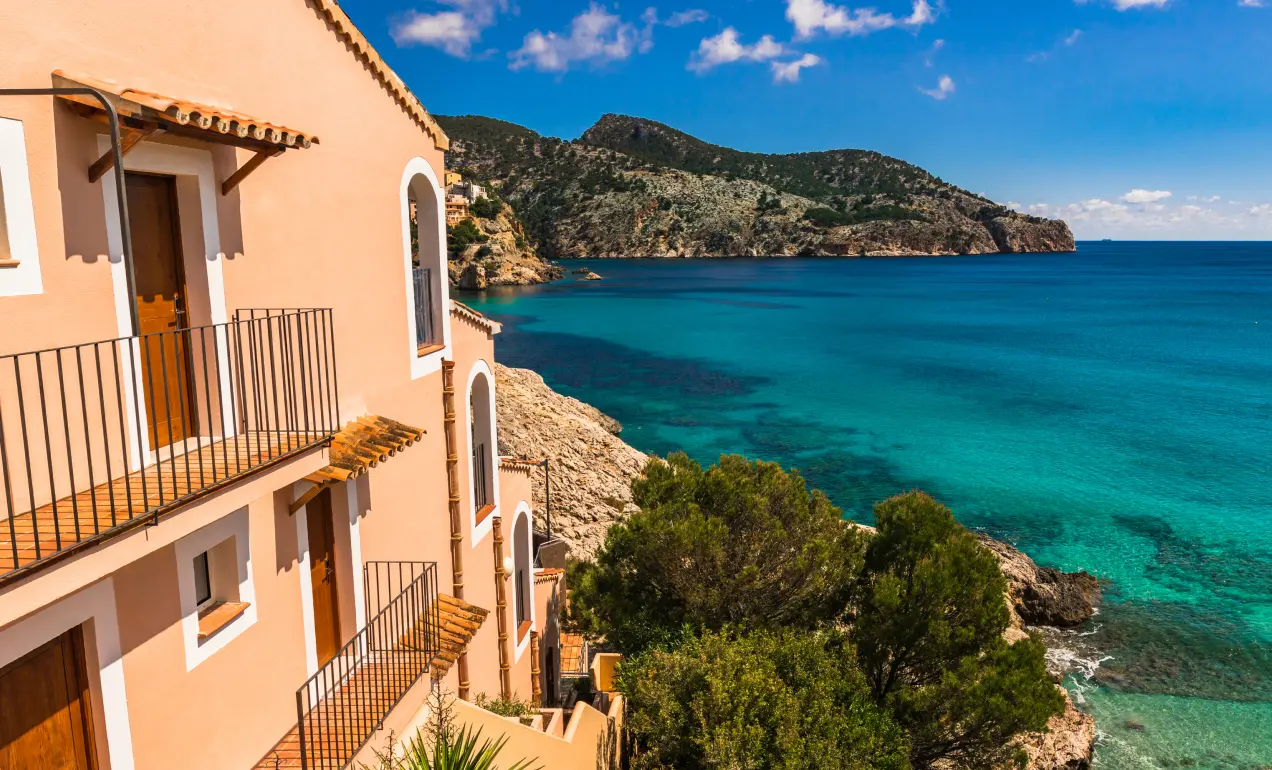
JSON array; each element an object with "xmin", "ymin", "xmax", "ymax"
[{"xmin": 193, "ymin": 551, "xmax": 212, "ymax": 608}]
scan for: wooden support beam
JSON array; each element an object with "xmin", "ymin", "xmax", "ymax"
[
  {"xmin": 288, "ymin": 481, "xmax": 329, "ymax": 515},
  {"xmin": 221, "ymin": 148, "xmax": 284, "ymax": 196},
  {"xmin": 88, "ymin": 124, "xmax": 158, "ymax": 183}
]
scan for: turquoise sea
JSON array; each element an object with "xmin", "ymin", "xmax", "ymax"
[{"xmin": 462, "ymin": 243, "xmax": 1272, "ymax": 768}]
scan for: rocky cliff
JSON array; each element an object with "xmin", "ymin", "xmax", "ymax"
[
  {"xmin": 493, "ymin": 364, "xmax": 646, "ymax": 557},
  {"xmin": 437, "ymin": 113, "xmax": 1075, "ymax": 259},
  {"xmin": 447, "ymin": 204, "xmax": 562, "ymax": 288}
]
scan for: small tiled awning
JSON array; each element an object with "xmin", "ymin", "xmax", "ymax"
[
  {"xmin": 53, "ymin": 70, "xmax": 319, "ymax": 193},
  {"xmin": 289, "ymin": 415, "xmax": 425, "ymax": 514},
  {"xmin": 450, "ymin": 301, "xmax": 502, "ymax": 335},
  {"xmin": 559, "ymin": 632, "xmax": 588, "ymax": 676},
  {"xmin": 431, "ymin": 594, "xmax": 490, "ymax": 679},
  {"xmin": 53, "ymin": 71, "xmax": 319, "ymax": 148}
]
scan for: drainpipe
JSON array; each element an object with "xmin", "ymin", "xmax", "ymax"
[
  {"xmin": 529, "ymin": 630, "xmax": 542, "ymax": 706},
  {"xmin": 541, "ymin": 458, "xmax": 552, "ymax": 539},
  {"xmin": 492, "ymin": 515, "xmax": 513, "ymax": 699},
  {"xmin": 0, "ymin": 87, "xmax": 139, "ymax": 334},
  {"xmin": 441, "ymin": 361, "xmax": 471, "ymax": 699}
]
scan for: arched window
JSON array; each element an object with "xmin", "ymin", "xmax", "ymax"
[
  {"xmin": 466, "ymin": 362, "xmax": 499, "ymax": 540},
  {"xmin": 513, "ymin": 508, "xmax": 531, "ymax": 628},
  {"xmin": 400, "ymin": 158, "xmax": 449, "ymax": 378}
]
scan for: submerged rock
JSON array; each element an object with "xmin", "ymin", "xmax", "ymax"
[{"xmin": 978, "ymin": 534, "xmax": 1102, "ymax": 628}]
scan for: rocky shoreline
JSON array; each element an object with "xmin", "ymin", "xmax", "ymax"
[{"xmin": 495, "ymin": 363, "xmax": 1098, "ymax": 768}]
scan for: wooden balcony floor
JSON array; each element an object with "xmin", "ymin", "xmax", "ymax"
[
  {"xmin": 253, "ymin": 595, "xmax": 489, "ymax": 770},
  {"xmin": 1, "ymin": 431, "xmax": 327, "ymax": 576}
]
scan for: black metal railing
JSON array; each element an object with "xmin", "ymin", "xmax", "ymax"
[
  {"xmin": 412, "ymin": 267, "xmax": 438, "ymax": 349},
  {"xmin": 296, "ymin": 562, "xmax": 440, "ymax": 769},
  {"xmin": 0, "ymin": 309, "xmax": 338, "ymax": 579},
  {"xmin": 472, "ymin": 442, "xmax": 490, "ymax": 508}
]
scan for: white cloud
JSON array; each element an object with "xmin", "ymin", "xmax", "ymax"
[
  {"xmin": 688, "ymin": 27, "xmax": 788, "ymax": 72},
  {"xmin": 1025, "ymin": 195, "xmax": 1272, "ymax": 239},
  {"xmin": 919, "ymin": 74, "xmax": 956, "ymax": 100},
  {"xmin": 1064, "ymin": 29, "xmax": 1083, "ymax": 45},
  {"xmin": 772, "ymin": 53, "xmax": 824, "ymax": 83},
  {"xmin": 1187, "ymin": 195, "xmax": 1223, "ymax": 203},
  {"xmin": 1121, "ymin": 189, "xmax": 1173, "ymax": 204},
  {"xmin": 510, "ymin": 3, "xmax": 647, "ymax": 72},
  {"xmin": 1078, "ymin": 0, "xmax": 1170, "ymax": 10},
  {"xmin": 786, "ymin": 0, "xmax": 936, "ymax": 39},
  {"xmin": 665, "ymin": 9, "xmax": 710, "ymax": 26},
  {"xmin": 924, "ymin": 38, "xmax": 945, "ymax": 67},
  {"xmin": 391, "ymin": 0, "xmax": 506, "ymax": 57},
  {"xmin": 1239, "ymin": 0, "xmax": 1265, "ymax": 7}
]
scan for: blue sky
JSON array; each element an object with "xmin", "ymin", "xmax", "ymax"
[{"xmin": 349, "ymin": 0, "xmax": 1272, "ymax": 239}]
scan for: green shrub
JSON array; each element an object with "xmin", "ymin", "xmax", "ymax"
[
  {"xmin": 473, "ymin": 692, "xmax": 536, "ymax": 719},
  {"xmin": 470, "ymin": 196, "xmax": 504, "ymax": 219},
  {"xmin": 852, "ymin": 492, "xmax": 1065, "ymax": 768},
  {"xmin": 620, "ymin": 628, "xmax": 910, "ymax": 770},
  {"xmin": 567, "ymin": 453, "xmax": 867, "ymax": 655}
]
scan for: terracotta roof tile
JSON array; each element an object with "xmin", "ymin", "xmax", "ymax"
[
  {"xmin": 450, "ymin": 300, "xmax": 501, "ymax": 333},
  {"xmin": 53, "ymin": 71, "xmax": 319, "ymax": 148},
  {"xmin": 430, "ymin": 594, "xmax": 490, "ymax": 678}
]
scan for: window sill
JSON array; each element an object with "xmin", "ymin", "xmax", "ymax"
[
  {"xmin": 517, "ymin": 619, "xmax": 532, "ymax": 644},
  {"xmin": 475, "ymin": 504, "xmax": 496, "ymax": 525},
  {"xmin": 416, "ymin": 343, "xmax": 445, "ymax": 357},
  {"xmin": 0, "ymin": 259, "xmax": 19, "ymax": 269},
  {"xmin": 197, "ymin": 601, "xmax": 250, "ymax": 641}
]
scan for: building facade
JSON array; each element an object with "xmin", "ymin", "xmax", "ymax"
[{"xmin": 0, "ymin": 2, "xmax": 614, "ymax": 768}]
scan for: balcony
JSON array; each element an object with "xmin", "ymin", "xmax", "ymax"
[{"xmin": 0, "ymin": 309, "xmax": 338, "ymax": 584}]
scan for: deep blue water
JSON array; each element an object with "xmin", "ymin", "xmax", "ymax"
[{"xmin": 464, "ymin": 243, "xmax": 1272, "ymax": 768}]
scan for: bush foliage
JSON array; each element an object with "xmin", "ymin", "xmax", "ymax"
[
  {"xmin": 570, "ymin": 455, "xmax": 1066, "ymax": 770},
  {"xmin": 620, "ymin": 628, "xmax": 910, "ymax": 770},
  {"xmin": 568, "ymin": 453, "xmax": 867, "ymax": 654}
]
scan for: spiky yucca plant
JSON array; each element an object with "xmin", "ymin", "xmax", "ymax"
[{"xmin": 386, "ymin": 726, "xmax": 540, "ymax": 770}]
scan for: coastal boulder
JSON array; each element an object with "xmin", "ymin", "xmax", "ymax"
[
  {"xmin": 458, "ymin": 263, "xmax": 488, "ymax": 291},
  {"xmin": 1018, "ymin": 687, "xmax": 1097, "ymax": 770},
  {"xmin": 978, "ymin": 534, "xmax": 1101, "ymax": 628}
]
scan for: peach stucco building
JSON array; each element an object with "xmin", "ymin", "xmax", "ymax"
[{"xmin": 0, "ymin": 1, "xmax": 619, "ymax": 768}]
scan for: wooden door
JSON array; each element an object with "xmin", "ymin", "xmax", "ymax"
[
  {"xmin": 127, "ymin": 172, "xmax": 196, "ymax": 446},
  {"xmin": 307, "ymin": 488, "xmax": 342, "ymax": 667},
  {"xmin": 0, "ymin": 629, "xmax": 96, "ymax": 770}
]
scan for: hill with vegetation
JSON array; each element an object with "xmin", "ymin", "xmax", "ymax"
[{"xmin": 436, "ymin": 114, "xmax": 1075, "ymax": 259}]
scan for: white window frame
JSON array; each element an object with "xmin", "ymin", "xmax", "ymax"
[
  {"xmin": 0, "ymin": 116, "xmax": 43, "ymax": 296},
  {"xmin": 465, "ymin": 360, "xmax": 501, "ymax": 546},
  {"xmin": 175, "ymin": 507, "xmax": 257, "ymax": 670},
  {"xmin": 400, "ymin": 157, "xmax": 452, "ymax": 380},
  {"xmin": 511, "ymin": 502, "xmax": 535, "ymax": 662}
]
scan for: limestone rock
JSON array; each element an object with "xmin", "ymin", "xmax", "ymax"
[
  {"xmin": 494, "ymin": 364, "xmax": 648, "ymax": 559},
  {"xmin": 985, "ymin": 216, "xmax": 1077, "ymax": 254},
  {"xmin": 447, "ymin": 205, "xmax": 563, "ymax": 288},
  {"xmin": 457, "ymin": 263, "xmax": 488, "ymax": 291},
  {"xmin": 978, "ymin": 534, "xmax": 1101, "ymax": 628},
  {"xmin": 1017, "ymin": 688, "xmax": 1097, "ymax": 770}
]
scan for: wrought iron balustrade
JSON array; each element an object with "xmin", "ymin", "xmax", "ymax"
[
  {"xmin": 0, "ymin": 308, "xmax": 338, "ymax": 580},
  {"xmin": 295, "ymin": 561, "xmax": 440, "ymax": 769}
]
